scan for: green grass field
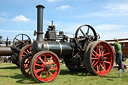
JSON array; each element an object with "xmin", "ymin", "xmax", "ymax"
[{"xmin": 0, "ymin": 63, "xmax": 128, "ymax": 85}]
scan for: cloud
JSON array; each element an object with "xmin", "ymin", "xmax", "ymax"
[
  {"xmin": 47, "ymin": 0, "xmax": 63, "ymax": 3},
  {"xmin": 57, "ymin": 5, "xmax": 71, "ymax": 10},
  {"xmin": 47, "ymin": 0, "xmax": 88, "ymax": 2},
  {"xmin": 104, "ymin": 4, "xmax": 128, "ymax": 11},
  {"xmin": 1, "ymin": 13, "xmax": 7, "ymax": 17},
  {"xmin": 12, "ymin": 15, "xmax": 30, "ymax": 22},
  {"xmin": 47, "ymin": 0, "xmax": 56, "ymax": 2},
  {"xmin": 100, "ymin": 31, "xmax": 128, "ymax": 40},
  {"xmin": 0, "ymin": 17, "xmax": 4, "ymax": 21},
  {"xmin": 95, "ymin": 24, "xmax": 128, "ymax": 40},
  {"xmin": 95, "ymin": 24, "xmax": 124, "ymax": 30},
  {"xmin": 77, "ymin": 3, "xmax": 128, "ymax": 18}
]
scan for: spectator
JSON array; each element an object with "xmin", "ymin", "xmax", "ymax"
[
  {"xmin": 4, "ymin": 57, "xmax": 7, "ymax": 63},
  {"xmin": 114, "ymin": 39, "xmax": 125, "ymax": 72}
]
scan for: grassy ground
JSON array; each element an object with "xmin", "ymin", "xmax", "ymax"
[{"xmin": 0, "ymin": 63, "xmax": 128, "ymax": 85}]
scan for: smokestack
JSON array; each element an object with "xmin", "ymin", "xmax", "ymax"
[{"xmin": 36, "ymin": 5, "xmax": 45, "ymax": 41}]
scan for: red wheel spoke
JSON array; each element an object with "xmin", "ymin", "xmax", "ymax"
[
  {"xmin": 36, "ymin": 68, "xmax": 44, "ymax": 73},
  {"xmin": 23, "ymin": 51, "xmax": 27, "ymax": 54},
  {"xmin": 96, "ymin": 45, "xmax": 99, "ymax": 53},
  {"xmin": 91, "ymin": 57, "xmax": 98, "ymax": 60},
  {"xmin": 26, "ymin": 49, "xmax": 30, "ymax": 53},
  {"xmin": 39, "ymin": 71, "xmax": 43, "ymax": 78},
  {"xmin": 104, "ymin": 61, "xmax": 110, "ymax": 64},
  {"xmin": 48, "ymin": 71, "xmax": 53, "ymax": 76},
  {"xmin": 49, "ymin": 62, "xmax": 55, "ymax": 65},
  {"xmin": 99, "ymin": 63, "xmax": 101, "ymax": 71},
  {"xmin": 44, "ymin": 56, "xmax": 46, "ymax": 62},
  {"xmin": 22, "ymin": 55, "xmax": 25, "ymax": 57},
  {"xmin": 46, "ymin": 71, "xmax": 48, "ymax": 79},
  {"xmin": 24, "ymin": 66, "xmax": 29, "ymax": 69},
  {"xmin": 101, "ymin": 46, "xmax": 104, "ymax": 52},
  {"xmin": 101, "ymin": 64, "xmax": 106, "ymax": 72},
  {"xmin": 51, "ymin": 67, "xmax": 57, "ymax": 70},
  {"xmin": 24, "ymin": 64, "xmax": 28, "ymax": 68},
  {"xmin": 35, "ymin": 63, "xmax": 42, "ymax": 67},
  {"xmin": 99, "ymin": 48, "xmax": 101, "ymax": 54},
  {"xmin": 48, "ymin": 57, "xmax": 53, "ymax": 63},
  {"xmin": 93, "ymin": 50, "xmax": 98, "ymax": 56},
  {"xmin": 93, "ymin": 61, "xmax": 98, "ymax": 67},
  {"xmin": 28, "ymin": 69, "xmax": 30, "ymax": 73},
  {"xmin": 92, "ymin": 60, "xmax": 95, "ymax": 65},
  {"xmin": 103, "ymin": 52, "xmax": 110, "ymax": 56},
  {"xmin": 28, "ymin": 57, "xmax": 31, "ymax": 60},
  {"xmin": 102, "ymin": 50, "xmax": 105, "ymax": 56},
  {"xmin": 104, "ymin": 57, "xmax": 107, "ymax": 59},
  {"xmin": 39, "ymin": 57, "xmax": 45, "ymax": 64},
  {"xmin": 27, "ymin": 58, "xmax": 31, "ymax": 62},
  {"xmin": 103, "ymin": 62, "xmax": 106, "ymax": 70},
  {"xmin": 101, "ymin": 46, "xmax": 105, "ymax": 56},
  {"xmin": 92, "ymin": 53, "xmax": 97, "ymax": 58}
]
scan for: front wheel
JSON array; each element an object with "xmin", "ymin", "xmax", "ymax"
[
  {"xmin": 19, "ymin": 44, "xmax": 32, "ymax": 63},
  {"xmin": 20, "ymin": 53, "xmax": 32, "ymax": 77},
  {"xmin": 30, "ymin": 51, "xmax": 60, "ymax": 83}
]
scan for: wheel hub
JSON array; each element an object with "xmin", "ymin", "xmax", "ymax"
[
  {"xmin": 100, "ymin": 56, "xmax": 104, "ymax": 61},
  {"xmin": 45, "ymin": 64, "xmax": 51, "ymax": 70}
]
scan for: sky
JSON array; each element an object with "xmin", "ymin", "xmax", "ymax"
[{"xmin": 0, "ymin": 0, "xmax": 128, "ymax": 41}]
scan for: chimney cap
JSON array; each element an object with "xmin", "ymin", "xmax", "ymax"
[{"xmin": 36, "ymin": 5, "xmax": 45, "ymax": 8}]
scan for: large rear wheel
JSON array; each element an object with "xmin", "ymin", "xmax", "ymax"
[{"xmin": 85, "ymin": 41, "xmax": 114, "ymax": 76}]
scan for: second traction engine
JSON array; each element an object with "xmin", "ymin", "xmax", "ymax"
[{"xmin": 20, "ymin": 5, "xmax": 114, "ymax": 83}]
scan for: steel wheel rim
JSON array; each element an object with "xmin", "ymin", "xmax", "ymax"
[
  {"xmin": 91, "ymin": 42, "xmax": 114, "ymax": 75},
  {"xmin": 33, "ymin": 52, "xmax": 60, "ymax": 82},
  {"xmin": 21, "ymin": 45, "xmax": 31, "ymax": 60},
  {"xmin": 22, "ymin": 55, "xmax": 32, "ymax": 77}
]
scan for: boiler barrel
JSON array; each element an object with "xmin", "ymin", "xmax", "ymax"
[
  {"xmin": 0, "ymin": 46, "xmax": 13, "ymax": 56},
  {"xmin": 44, "ymin": 41, "xmax": 74, "ymax": 58}
]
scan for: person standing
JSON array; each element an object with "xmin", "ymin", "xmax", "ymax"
[{"xmin": 114, "ymin": 39, "xmax": 125, "ymax": 72}]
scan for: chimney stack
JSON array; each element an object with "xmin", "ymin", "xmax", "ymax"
[{"xmin": 36, "ymin": 5, "xmax": 45, "ymax": 41}]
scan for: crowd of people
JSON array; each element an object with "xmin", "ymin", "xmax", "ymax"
[{"xmin": 0, "ymin": 56, "xmax": 11, "ymax": 63}]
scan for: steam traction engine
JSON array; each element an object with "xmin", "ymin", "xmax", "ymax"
[
  {"xmin": 0, "ymin": 34, "xmax": 31, "ymax": 66},
  {"xmin": 20, "ymin": 5, "xmax": 114, "ymax": 82}
]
